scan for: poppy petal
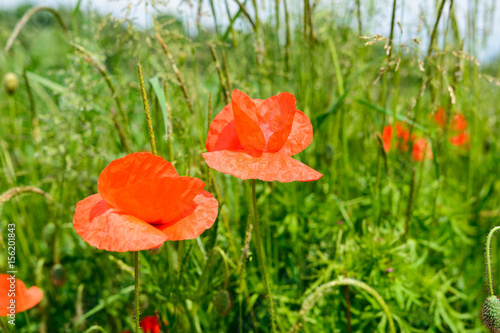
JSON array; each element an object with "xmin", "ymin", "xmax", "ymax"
[
  {"xmin": 0, "ymin": 275, "xmax": 43, "ymax": 316},
  {"xmin": 382, "ymin": 125, "xmax": 393, "ymax": 152},
  {"xmin": 156, "ymin": 190, "xmax": 218, "ymax": 240},
  {"xmin": 73, "ymin": 194, "xmax": 168, "ymax": 251},
  {"xmin": 202, "ymin": 151, "xmax": 322, "ymax": 182},
  {"xmin": 206, "ymin": 103, "xmax": 243, "ymax": 152},
  {"xmin": 231, "ymin": 89, "xmax": 266, "ymax": 151},
  {"xmin": 257, "ymin": 92, "xmax": 297, "ymax": 152},
  {"xmin": 98, "ymin": 152, "xmax": 178, "ymax": 207},
  {"xmin": 109, "ymin": 177, "xmax": 205, "ymax": 224},
  {"xmin": 279, "ymin": 110, "xmax": 314, "ymax": 156}
]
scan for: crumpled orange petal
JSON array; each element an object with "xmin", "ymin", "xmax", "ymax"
[
  {"xmin": 278, "ymin": 110, "xmax": 313, "ymax": 156},
  {"xmin": 0, "ymin": 275, "xmax": 43, "ymax": 316},
  {"xmin": 98, "ymin": 152, "xmax": 178, "ymax": 208},
  {"xmin": 256, "ymin": 92, "xmax": 296, "ymax": 152},
  {"xmin": 206, "ymin": 103, "xmax": 243, "ymax": 152},
  {"xmin": 107, "ymin": 177, "xmax": 205, "ymax": 224},
  {"xmin": 231, "ymin": 90, "xmax": 266, "ymax": 151},
  {"xmin": 155, "ymin": 190, "xmax": 218, "ymax": 240},
  {"xmin": 74, "ymin": 194, "xmax": 169, "ymax": 252},
  {"xmin": 203, "ymin": 151, "xmax": 322, "ymax": 182}
]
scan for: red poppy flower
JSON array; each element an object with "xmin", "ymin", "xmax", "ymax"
[
  {"xmin": 450, "ymin": 132, "xmax": 469, "ymax": 147},
  {"xmin": 202, "ymin": 90, "xmax": 322, "ymax": 182},
  {"xmin": 412, "ymin": 138, "xmax": 433, "ymax": 161},
  {"xmin": 451, "ymin": 113, "xmax": 467, "ymax": 131},
  {"xmin": 73, "ymin": 153, "xmax": 218, "ymax": 252},
  {"xmin": 433, "ymin": 106, "xmax": 446, "ymax": 127},
  {"xmin": 381, "ymin": 122, "xmax": 412, "ymax": 152},
  {"xmin": 0, "ymin": 275, "xmax": 43, "ymax": 316},
  {"xmin": 381, "ymin": 125, "xmax": 392, "ymax": 152},
  {"xmin": 140, "ymin": 315, "xmax": 161, "ymax": 333},
  {"xmin": 122, "ymin": 315, "xmax": 162, "ymax": 333}
]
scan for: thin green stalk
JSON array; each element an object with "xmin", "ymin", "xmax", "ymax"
[
  {"xmin": 486, "ymin": 227, "xmax": 500, "ymax": 296},
  {"xmin": 136, "ymin": 60, "xmax": 157, "ymax": 333},
  {"xmin": 251, "ymin": 179, "xmax": 276, "ymax": 333},
  {"xmin": 138, "ymin": 61, "xmax": 157, "ymax": 155},
  {"xmin": 387, "ymin": 0, "xmax": 397, "ymax": 59},
  {"xmin": 404, "ymin": 168, "xmax": 416, "ymax": 240},
  {"xmin": 24, "ymin": 311, "xmax": 31, "ymax": 332},
  {"xmin": 134, "ymin": 251, "xmax": 140, "ymax": 333},
  {"xmin": 290, "ymin": 277, "xmax": 395, "ymax": 333},
  {"xmin": 208, "ymin": 44, "xmax": 229, "ymax": 104}
]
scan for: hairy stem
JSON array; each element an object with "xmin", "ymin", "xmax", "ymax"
[
  {"xmin": 486, "ymin": 226, "xmax": 500, "ymax": 296},
  {"xmin": 134, "ymin": 252, "xmax": 140, "ymax": 333},
  {"xmin": 251, "ymin": 179, "xmax": 277, "ymax": 333}
]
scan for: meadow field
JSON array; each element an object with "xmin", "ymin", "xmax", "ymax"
[{"xmin": 1, "ymin": 0, "xmax": 500, "ymax": 332}]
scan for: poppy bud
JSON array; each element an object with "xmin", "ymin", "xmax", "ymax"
[
  {"xmin": 482, "ymin": 296, "xmax": 500, "ymax": 332},
  {"xmin": 50, "ymin": 263, "xmax": 66, "ymax": 287},
  {"xmin": 213, "ymin": 290, "xmax": 232, "ymax": 316},
  {"xmin": 3, "ymin": 72, "xmax": 19, "ymax": 95}
]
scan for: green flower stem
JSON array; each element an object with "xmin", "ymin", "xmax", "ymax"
[
  {"xmin": 135, "ymin": 60, "xmax": 157, "ymax": 333},
  {"xmin": 486, "ymin": 226, "xmax": 500, "ymax": 296},
  {"xmin": 134, "ymin": 252, "xmax": 140, "ymax": 333},
  {"xmin": 251, "ymin": 179, "xmax": 277, "ymax": 333}
]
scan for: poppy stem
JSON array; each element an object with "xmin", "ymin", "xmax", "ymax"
[
  {"xmin": 134, "ymin": 251, "xmax": 140, "ymax": 333},
  {"xmin": 486, "ymin": 227, "xmax": 500, "ymax": 297},
  {"xmin": 251, "ymin": 179, "xmax": 277, "ymax": 333}
]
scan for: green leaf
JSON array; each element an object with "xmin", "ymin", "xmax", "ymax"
[
  {"xmin": 149, "ymin": 76, "xmax": 169, "ymax": 139},
  {"xmin": 26, "ymin": 71, "xmax": 68, "ymax": 94},
  {"xmin": 355, "ymin": 99, "xmax": 427, "ymax": 132}
]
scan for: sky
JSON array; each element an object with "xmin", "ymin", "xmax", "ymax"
[{"xmin": 1, "ymin": 0, "xmax": 499, "ymax": 63}]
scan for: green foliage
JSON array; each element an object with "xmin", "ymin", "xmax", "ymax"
[{"xmin": 0, "ymin": 1, "xmax": 499, "ymax": 332}]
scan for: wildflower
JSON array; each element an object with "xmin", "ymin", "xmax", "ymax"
[
  {"xmin": 73, "ymin": 152, "xmax": 218, "ymax": 252},
  {"xmin": 381, "ymin": 125, "xmax": 392, "ymax": 152},
  {"xmin": 122, "ymin": 315, "xmax": 162, "ymax": 333},
  {"xmin": 202, "ymin": 90, "xmax": 322, "ymax": 182},
  {"xmin": 432, "ymin": 106, "xmax": 446, "ymax": 127},
  {"xmin": 412, "ymin": 138, "xmax": 432, "ymax": 161},
  {"xmin": 0, "ymin": 275, "xmax": 43, "ymax": 316},
  {"xmin": 452, "ymin": 113, "xmax": 467, "ymax": 131},
  {"xmin": 431, "ymin": 107, "xmax": 469, "ymax": 148},
  {"xmin": 450, "ymin": 132, "xmax": 469, "ymax": 147},
  {"xmin": 381, "ymin": 122, "xmax": 412, "ymax": 153}
]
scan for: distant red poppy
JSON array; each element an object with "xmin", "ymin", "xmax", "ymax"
[
  {"xmin": 451, "ymin": 113, "xmax": 467, "ymax": 131},
  {"xmin": 73, "ymin": 153, "xmax": 218, "ymax": 252},
  {"xmin": 381, "ymin": 125, "xmax": 392, "ymax": 152},
  {"xmin": 0, "ymin": 275, "xmax": 43, "ymax": 316},
  {"xmin": 381, "ymin": 122, "xmax": 412, "ymax": 153},
  {"xmin": 432, "ymin": 106, "xmax": 446, "ymax": 127},
  {"xmin": 122, "ymin": 315, "xmax": 162, "ymax": 333},
  {"xmin": 202, "ymin": 90, "xmax": 322, "ymax": 182},
  {"xmin": 412, "ymin": 138, "xmax": 433, "ymax": 161},
  {"xmin": 450, "ymin": 132, "xmax": 469, "ymax": 147}
]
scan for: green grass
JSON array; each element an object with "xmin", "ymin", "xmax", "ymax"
[{"xmin": 0, "ymin": 1, "xmax": 499, "ymax": 332}]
